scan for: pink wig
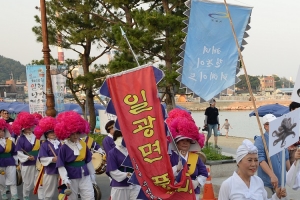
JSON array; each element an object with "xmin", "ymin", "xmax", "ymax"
[
  {"xmin": 166, "ymin": 108, "xmax": 194, "ymax": 126},
  {"xmin": 55, "ymin": 111, "xmax": 89, "ymax": 140},
  {"xmin": 11, "ymin": 112, "xmax": 38, "ymax": 135},
  {"xmin": 34, "ymin": 117, "xmax": 56, "ymax": 139},
  {"xmin": 32, "ymin": 112, "xmax": 43, "ymax": 122},
  {"xmin": 168, "ymin": 117, "xmax": 205, "ymax": 148},
  {"xmin": 0, "ymin": 119, "xmax": 12, "ymax": 133}
]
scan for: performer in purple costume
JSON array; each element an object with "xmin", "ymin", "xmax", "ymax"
[
  {"xmin": 102, "ymin": 120, "xmax": 116, "ymax": 155},
  {"xmin": 35, "ymin": 117, "xmax": 61, "ymax": 200},
  {"xmin": 12, "ymin": 112, "xmax": 41, "ymax": 200},
  {"xmin": 55, "ymin": 111, "xmax": 96, "ymax": 200},
  {"xmin": 106, "ymin": 130, "xmax": 140, "ymax": 200},
  {"xmin": 166, "ymin": 109, "xmax": 207, "ymax": 200},
  {"xmin": 0, "ymin": 119, "xmax": 18, "ymax": 200}
]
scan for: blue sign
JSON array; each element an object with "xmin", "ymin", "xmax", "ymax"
[{"xmin": 181, "ymin": 0, "xmax": 252, "ymax": 101}]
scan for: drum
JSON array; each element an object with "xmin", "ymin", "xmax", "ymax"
[
  {"xmin": 16, "ymin": 167, "xmax": 22, "ymax": 186},
  {"xmin": 92, "ymin": 153, "xmax": 106, "ymax": 174},
  {"xmin": 36, "ymin": 159, "xmax": 42, "ymax": 171},
  {"xmin": 93, "ymin": 184, "xmax": 101, "ymax": 200}
]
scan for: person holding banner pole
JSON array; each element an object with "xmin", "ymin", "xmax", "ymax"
[
  {"xmin": 219, "ymin": 139, "xmax": 286, "ymax": 200},
  {"xmin": 106, "ymin": 130, "xmax": 141, "ymax": 200},
  {"xmin": 254, "ymin": 114, "xmax": 290, "ymax": 199},
  {"xmin": 167, "ymin": 109, "xmax": 207, "ymax": 199}
]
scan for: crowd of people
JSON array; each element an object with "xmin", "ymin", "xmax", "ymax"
[{"xmin": 0, "ymin": 100, "xmax": 299, "ymax": 200}]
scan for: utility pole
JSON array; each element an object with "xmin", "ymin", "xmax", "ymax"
[{"xmin": 40, "ymin": 0, "xmax": 56, "ymax": 117}]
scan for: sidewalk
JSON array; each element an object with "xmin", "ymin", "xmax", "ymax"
[{"xmin": 209, "ymin": 146, "xmax": 298, "ymax": 200}]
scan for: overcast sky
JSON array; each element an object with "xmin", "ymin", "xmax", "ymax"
[{"xmin": 1, "ymin": 0, "xmax": 300, "ymax": 81}]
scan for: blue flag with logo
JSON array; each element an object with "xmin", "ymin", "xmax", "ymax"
[{"xmin": 179, "ymin": 1, "xmax": 252, "ymax": 101}]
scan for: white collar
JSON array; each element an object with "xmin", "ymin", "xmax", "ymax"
[
  {"xmin": 108, "ymin": 134, "xmax": 113, "ymax": 138},
  {"xmin": 24, "ymin": 133, "xmax": 35, "ymax": 145},
  {"xmin": 65, "ymin": 140, "xmax": 82, "ymax": 156},
  {"xmin": 0, "ymin": 138, "xmax": 6, "ymax": 148},
  {"xmin": 48, "ymin": 139, "xmax": 60, "ymax": 149}
]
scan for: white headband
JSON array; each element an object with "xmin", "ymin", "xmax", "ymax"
[{"xmin": 236, "ymin": 139, "xmax": 258, "ymax": 164}]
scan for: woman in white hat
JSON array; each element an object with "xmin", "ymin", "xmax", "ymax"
[{"xmin": 218, "ymin": 139, "xmax": 286, "ymax": 200}]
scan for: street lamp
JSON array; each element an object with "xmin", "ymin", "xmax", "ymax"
[{"xmin": 40, "ymin": 0, "xmax": 56, "ymax": 117}]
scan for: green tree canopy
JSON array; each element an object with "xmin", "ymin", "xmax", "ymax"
[
  {"xmin": 236, "ymin": 74, "xmax": 260, "ymax": 90},
  {"xmin": 0, "ymin": 55, "xmax": 26, "ymax": 83}
]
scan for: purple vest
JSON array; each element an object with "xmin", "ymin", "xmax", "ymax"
[
  {"xmin": 106, "ymin": 147, "xmax": 132, "ymax": 187},
  {"xmin": 0, "ymin": 139, "xmax": 16, "ymax": 167},
  {"xmin": 38, "ymin": 140, "xmax": 61, "ymax": 175},
  {"xmin": 170, "ymin": 151, "xmax": 208, "ymax": 194},
  {"xmin": 102, "ymin": 136, "xmax": 115, "ymax": 155},
  {"xmin": 15, "ymin": 135, "xmax": 39, "ymax": 166},
  {"xmin": 56, "ymin": 143, "xmax": 92, "ymax": 179}
]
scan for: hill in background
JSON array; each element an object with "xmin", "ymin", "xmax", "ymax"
[{"xmin": 0, "ymin": 55, "xmax": 26, "ymax": 83}]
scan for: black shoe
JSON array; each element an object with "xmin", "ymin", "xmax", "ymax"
[
  {"xmin": 215, "ymin": 145, "xmax": 221, "ymax": 149},
  {"xmin": 78, "ymin": 194, "xmax": 81, "ymax": 198},
  {"xmin": 6, "ymin": 190, "xmax": 10, "ymax": 194}
]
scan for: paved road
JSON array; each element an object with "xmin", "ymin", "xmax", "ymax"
[{"xmin": 8, "ymin": 173, "xmax": 111, "ymax": 200}]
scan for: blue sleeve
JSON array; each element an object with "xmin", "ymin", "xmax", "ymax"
[{"xmin": 254, "ymin": 136, "xmax": 266, "ymax": 163}]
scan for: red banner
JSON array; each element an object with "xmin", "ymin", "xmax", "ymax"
[{"xmin": 106, "ymin": 66, "xmax": 195, "ymax": 199}]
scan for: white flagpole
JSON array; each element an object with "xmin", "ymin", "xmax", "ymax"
[
  {"xmin": 281, "ymin": 149, "xmax": 285, "ymax": 188},
  {"xmin": 120, "ymin": 27, "xmax": 140, "ymax": 66}
]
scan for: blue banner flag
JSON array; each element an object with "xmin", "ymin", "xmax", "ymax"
[{"xmin": 180, "ymin": 0, "xmax": 252, "ymax": 101}]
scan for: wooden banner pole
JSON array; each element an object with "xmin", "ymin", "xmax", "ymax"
[{"xmin": 223, "ymin": 0, "xmax": 273, "ymax": 171}]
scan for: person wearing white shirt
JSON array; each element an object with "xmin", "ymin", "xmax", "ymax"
[{"xmin": 218, "ymin": 139, "xmax": 286, "ymax": 200}]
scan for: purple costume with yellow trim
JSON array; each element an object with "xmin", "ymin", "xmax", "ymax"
[
  {"xmin": 170, "ymin": 151, "xmax": 208, "ymax": 194},
  {"xmin": 56, "ymin": 143, "xmax": 92, "ymax": 179}
]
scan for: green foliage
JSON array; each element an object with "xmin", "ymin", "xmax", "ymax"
[
  {"xmin": 0, "ymin": 55, "xmax": 26, "ymax": 83},
  {"xmin": 202, "ymin": 143, "xmax": 233, "ymax": 161},
  {"xmin": 88, "ymin": 133, "xmax": 106, "ymax": 146},
  {"xmin": 236, "ymin": 74, "xmax": 260, "ymax": 90}
]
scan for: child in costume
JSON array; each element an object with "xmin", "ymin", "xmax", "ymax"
[
  {"xmin": 166, "ymin": 109, "xmax": 207, "ymax": 200},
  {"xmin": 35, "ymin": 117, "xmax": 61, "ymax": 200},
  {"xmin": 55, "ymin": 111, "xmax": 96, "ymax": 200},
  {"xmin": 0, "ymin": 119, "xmax": 18, "ymax": 200},
  {"xmin": 12, "ymin": 112, "xmax": 42, "ymax": 200},
  {"xmin": 106, "ymin": 130, "xmax": 141, "ymax": 200}
]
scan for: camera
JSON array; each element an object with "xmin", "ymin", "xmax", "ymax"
[{"xmin": 202, "ymin": 126, "xmax": 208, "ymax": 132}]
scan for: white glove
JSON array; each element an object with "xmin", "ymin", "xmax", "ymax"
[
  {"xmin": 90, "ymin": 174, "xmax": 96, "ymax": 184},
  {"xmin": 192, "ymin": 180, "xmax": 199, "ymax": 189},
  {"xmin": 176, "ymin": 158, "xmax": 183, "ymax": 172},
  {"xmin": 63, "ymin": 178, "xmax": 70, "ymax": 185}
]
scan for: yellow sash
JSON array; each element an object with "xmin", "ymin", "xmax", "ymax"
[
  {"xmin": 32, "ymin": 139, "xmax": 40, "ymax": 151},
  {"xmin": 75, "ymin": 140, "xmax": 86, "ymax": 161},
  {"xmin": 187, "ymin": 152, "xmax": 199, "ymax": 175},
  {"xmin": 4, "ymin": 139, "xmax": 12, "ymax": 153},
  {"xmin": 86, "ymin": 137, "xmax": 94, "ymax": 149}
]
